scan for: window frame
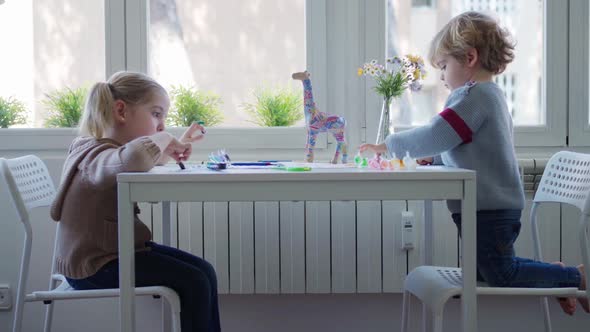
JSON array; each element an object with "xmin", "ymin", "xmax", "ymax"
[
  {"xmin": 370, "ymin": 0, "xmax": 569, "ymax": 148},
  {"xmin": 512, "ymin": 0, "xmax": 568, "ymax": 147},
  {"xmin": 568, "ymin": 0, "xmax": 590, "ymax": 146},
  {"xmin": 411, "ymin": 0, "xmax": 436, "ymax": 9},
  {"xmin": 122, "ymin": 0, "xmax": 329, "ymax": 153},
  {"xmin": 2, "ymin": 0, "xmax": 587, "ymax": 154}
]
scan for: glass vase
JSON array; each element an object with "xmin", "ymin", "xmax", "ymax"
[{"xmin": 376, "ymin": 97, "xmax": 393, "ymax": 145}]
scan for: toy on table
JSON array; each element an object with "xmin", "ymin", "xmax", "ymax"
[
  {"xmin": 368, "ymin": 154, "xmax": 382, "ymax": 169},
  {"xmin": 390, "ymin": 153, "xmax": 403, "ymax": 170},
  {"xmin": 293, "ymin": 71, "xmax": 348, "ymax": 164},
  {"xmin": 353, "ymin": 152, "xmax": 369, "ymax": 168},
  {"xmin": 402, "ymin": 151, "xmax": 418, "ymax": 170},
  {"xmin": 205, "ymin": 150, "xmax": 282, "ymax": 170},
  {"xmin": 207, "ymin": 149, "xmax": 230, "ymax": 170},
  {"xmin": 354, "ymin": 151, "xmax": 417, "ymax": 170}
]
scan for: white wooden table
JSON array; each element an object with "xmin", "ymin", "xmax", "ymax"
[{"xmin": 117, "ymin": 165, "xmax": 476, "ymax": 332}]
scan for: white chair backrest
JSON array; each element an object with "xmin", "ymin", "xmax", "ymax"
[
  {"xmin": 1, "ymin": 155, "xmax": 56, "ymax": 224},
  {"xmin": 1, "ymin": 156, "xmax": 57, "ymax": 332},
  {"xmin": 534, "ymin": 151, "xmax": 590, "ymax": 214}
]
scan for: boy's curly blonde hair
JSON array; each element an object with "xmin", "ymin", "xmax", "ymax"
[{"xmin": 428, "ymin": 11, "xmax": 515, "ymax": 75}]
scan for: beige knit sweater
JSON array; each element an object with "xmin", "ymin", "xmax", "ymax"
[{"xmin": 50, "ymin": 132, "xmax": 173, "ymax": 279}]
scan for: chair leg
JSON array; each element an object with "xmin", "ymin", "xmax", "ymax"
[
  {"xmin": 171, "ymin": 309, "xmax": 181, "ymax": 332},
  {"xmin": 43, "ymin": 301, "xmax": 55, "ymax": 332},
  {"xmin": 401, "ymin": 291, "xmax": 411, "ymax": 332},
  {"xmin": 432, "ymin": 310, "xmax": 444, "ymax": 332},
  {"xmin": 162, "ymin": 300, "xmax": 172, "ymax": 332},
  {"xmin": 424, "ymin": 303, "xmax": 445, "ymax": 332},
  {"xmin": 162, "ymin": 296, "xmax": 182, "ymax": 332},
  {"xmin": 540, "ymin": 297, "xmax": 552, "ymax": 332}
]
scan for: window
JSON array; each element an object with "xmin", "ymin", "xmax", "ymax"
[
  {"xmin": 412, "ymin": 0, "xmax": 434, "ymax": 8},
  {"xmin": 117, "ymin": 0, "xmax": 328, "ymax": 157},
  {"xmin": 568, "ymin": 0, "xmax": 590, "ymax": 146},
  {"xmin": 147, "ymin": 0, "xmax": 306, "ymax": 128},
  {"xmin": 386, "ymin": 0, "xmax": 543, "ymax": 127},
  {"xmin": 3, "ymin": 0, "xmax": 586, "ymax": 153},
  {"xmin": 0, "ymin": 0, "xmax": 105, "ymax": 129}
]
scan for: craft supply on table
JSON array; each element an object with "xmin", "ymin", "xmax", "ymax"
[
  {"xmin": 354, "ymin": 151, "xmax": 417, "ymax": 170},
  {"xmin": 273, "ymin": 165, "xmax": 312, "ymax": 172}
]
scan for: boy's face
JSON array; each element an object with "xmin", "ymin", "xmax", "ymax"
[{"xmin": 435, "ymin": 54, "xmax": 472, "ymax": 91}]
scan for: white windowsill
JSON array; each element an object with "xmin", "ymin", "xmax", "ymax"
[{"xmin": 0, "ymin": 127, "xmax": 330, "ymax": 162}]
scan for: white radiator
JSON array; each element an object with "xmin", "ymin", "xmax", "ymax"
[{"xmin": 140, "ymin": 200, "xmax": 459, "ymax": 294}]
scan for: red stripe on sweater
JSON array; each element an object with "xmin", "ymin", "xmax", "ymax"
[{"xmin": 440, "ymin": 108, "xmax": 472, "ymax": 144}]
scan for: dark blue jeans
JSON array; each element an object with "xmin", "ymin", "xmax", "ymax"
[
  {"xmin": 66, "ymin": 242, "xmax": 220, "ymax": 332},
  {"xmin": 452, "ymin": 209, "xmax": 580, "ymax": 288}
]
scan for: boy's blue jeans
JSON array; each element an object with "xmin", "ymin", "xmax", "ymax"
[
  {"xmin": 452, "ymin": 209, "xmax": 580, "ymax": 288},
  {"xmin": 66, "ymin": 241, "xmax": 220, "ymax": 332}
]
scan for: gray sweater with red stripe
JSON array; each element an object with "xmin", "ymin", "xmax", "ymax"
[{"xmin": 385, "ymin": 81, "xmax": 525, "ymax": 213}]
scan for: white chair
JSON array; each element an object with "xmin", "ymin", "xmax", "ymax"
[
  {"xmin": 2, "ymin": 155, "xmax": 182, "ymax": 332},
  {"xmin": 401, "ymin": 150, "xmax": 590, "ymax": 332}
]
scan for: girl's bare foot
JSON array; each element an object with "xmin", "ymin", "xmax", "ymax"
[
  {"xmin": 577, "ymin": 264, "xmax": 589, "ymax": 313},
  {"xmin": 552, "ymin": 262, "xmax": 576, "ymax": 315},
  {"xmin": 292, "ymin": 71, "xmax": 310, "ymax": 80}
]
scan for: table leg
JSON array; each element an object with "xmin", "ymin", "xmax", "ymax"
[
  {"xmin": 461, "ymin": 179, "xmax": 477, "ymax": 332},
  {"xmin": 162, "ymin": 201, "xmax": 171, "ymax": 246},
  {"xmin": 422, "ymin": 200, "xmax": 433, "ymax": 265},
  {"xmin": 161, "ymin": 201, "xmax": 172, "ymax": 331},
  {"xmin": 118, "ymin": 182, "xmax": 136, "ymax": 332},
  {"xmin": 422, "ymin": 200, "xmax": 433, "ymax": 332}
]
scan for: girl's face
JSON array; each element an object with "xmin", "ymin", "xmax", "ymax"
[
  {"xmin": 115, "ymin": 92, "xmax": 170, "ymax": 142},
  {"xmin": 435, "ymin": 54, "xmax": 472, "ymax": 91}
]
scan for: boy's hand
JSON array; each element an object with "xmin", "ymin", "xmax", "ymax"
[
  {"xmin": 417, "ymin": 157, "xmax": 434, "ymax": 165},
  {"xmin": 164, "ymin": 138, "xmax": 192, "ymax": 162},
  {"xmin": 359, "ymin": 143, "xmax": 387, "ymax": 154},
  {"xmin": 180, "ymin": 122, "xmax": 206, "ymax": 144}
]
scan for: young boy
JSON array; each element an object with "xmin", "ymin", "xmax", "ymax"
[{"xmin": 360, "ymin": 11, "xmax": 587, "ymax": 315}]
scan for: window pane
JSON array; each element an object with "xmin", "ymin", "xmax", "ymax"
[
  {"xmin": 148, "ymin": 0, "xmax": 306, "ymax": 128},
  {"xmin": 412, "ymin": 0, "xmax": 434, "ymax": 8},
  {"xmin": 0, "ymin": 0, "xmax": 105, "ymax": 128},
  {"xmin": 386, "ymin": 0, "xmax": 543, "ymax": 127}
]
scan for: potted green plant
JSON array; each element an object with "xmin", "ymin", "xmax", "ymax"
[
  {"xmin": 242, "ymin": 86, "xmax": 303, "ymax": 127},
  {"xmin": 43, "ymin": 87, "xmax": 87, "ymax": 128},
  {"xmin": 0, "ymin": 96, "xmax": 27, "ymax": 128},
  {"xmin": 167, "ymin": 86, "xmax": 223, "ymax": 127}
]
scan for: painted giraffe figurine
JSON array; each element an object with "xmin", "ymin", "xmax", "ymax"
[{"xmin": 292, "ymin": 71, "xmax": 348, "ymax": 164}]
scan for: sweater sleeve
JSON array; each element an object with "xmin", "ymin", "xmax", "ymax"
[
  {"xmin": 385, "ymin": 83, "xmax": 488, "ymax": 158},
  {"xmin": 82, "ymin": 132, "xmax": 173, "ymax": 188},
  {"xmin": 432, "ymin": 155, "xmax": 443, "ymax": 165}
]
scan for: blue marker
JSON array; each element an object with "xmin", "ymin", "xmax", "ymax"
[{"xmin": 232, "ymin": 162, "xmax": 274, "ymax": 166}]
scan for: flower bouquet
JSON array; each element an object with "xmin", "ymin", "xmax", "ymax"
[{"xmin": 358, "ymin": 55, "xmax": 426, "ymax": 144}]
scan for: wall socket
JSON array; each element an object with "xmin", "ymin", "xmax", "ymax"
[
  {"xmin": 0, "ymin": 284, "xmax": 12, "ymax": 310},
  {"xmin": 400, "ymin": 211, "xmax": 415, "ymax": 250}
]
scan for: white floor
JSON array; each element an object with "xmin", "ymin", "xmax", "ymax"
[{"xmin": 13, "ymin": 293, "xmax": 590, "ymax": 332}]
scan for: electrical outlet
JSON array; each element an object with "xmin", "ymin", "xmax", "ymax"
[
  {"xmin": 0, "ymin": 284, "xmax": 12, "ymax": 310},
  {"xmin": 400, "ymin": 211, "xmax": 415, "ymax": 250}
]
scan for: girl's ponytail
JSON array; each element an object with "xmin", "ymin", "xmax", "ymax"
[{"xmin": 79, "ymin": 82, "xmax": 115, "ymax": 138}]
